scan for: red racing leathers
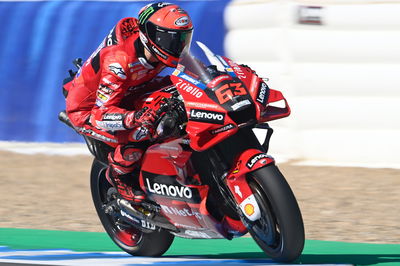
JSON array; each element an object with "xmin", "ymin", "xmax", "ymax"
[
  {"xmin": 64, "ymin": 17, "xmax": 170, "ymax": 200},
  {"xmin": 65, "ymin": 17, "xmax": 168, "ymax": 145}
]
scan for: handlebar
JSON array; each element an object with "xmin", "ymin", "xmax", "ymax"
[{"xmin": 152, "ymin": 97, "xmax": 187, "ymax": 141}]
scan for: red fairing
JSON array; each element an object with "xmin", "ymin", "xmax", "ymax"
[
  {"xmin": 225, "ymin": 149, "xmax": 275, "ymax": 205},
  {"xmin": 223, "ymin": 57, "xmax": 291, "ymax": 124},
  {"xmin": 261, "ymin": 89, "xmax": 291, "ymax": 122},
  {"xmin": 139, "ymin": 139, "xmax": 229, "ymax": 235},
  {"xmin": 170, "ymin": 75, "xmax": 240, "ymax": 151}
]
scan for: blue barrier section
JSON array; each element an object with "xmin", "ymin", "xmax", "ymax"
[{"xmin": 0, "ymin": 0, "xmax": 230, "ymax": 142}]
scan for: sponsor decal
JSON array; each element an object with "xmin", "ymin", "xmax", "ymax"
[
  {"xmin": 103, "ymin": 113, "xmax": 123, "ymax": 121},
  {"xmin": 231, "ymin": 99, "xmax": 251, "ymax": 111},
  {"xmin": 208, "ymin": 75, "xmax": 231, "ymax": 88},
  {"xmin": 189, "ymin": 109, "xmax": 225, "ymax": 125},
  {"xmin": 210, "ymin": 123, "xmax": 235, "ymax": 135},
  {"xmin": 244, "ymin": 203, "xmax": 255, "ymax": 216},
  {"xmin": 121, "ymin": 210, "xmax": 140, "ymax": 223},
  {"xmin": 98, "ymin": 84, "xmax": 114, "ymax": 95},
  {"xmin": 228, "ymin": 60, "xmax": 247, "ymax": 79},
  {"xmin": 75, "ymin": 127, "xmax": 118, "ymax": 143},
  {"xmin": 128, "ymin": 62, "xmax": 140, "ymax": 68},
  {"xmin": 234, "ymin": 185, "xmax": 243, "ymax": 199},
  {"xmin": 256, "ymin": 82, "xmax": 269, "ymax": 105},
  {"xmin": 96, "ymin": 91, "xmax": 109, "ymax": 104},
  {"xmin": 109, "ymin": 63, "xmax": 126, "ymax": 79},
  {"xmin": 180, "ymin": 73, "xmax": 200, "ymax": 85},
  {"xmin": 239, "ymin": 194, "xmax": 261, "ymax": 221},
  {"xmin": 132, "ymin": 127, "xmax": 149, "ymax": 141},
  {"xmin": 139, "ymin": 5, "xmax": 155, "ymax": 24},
  {"xmin": 232, "ymin": 160, "xmax": 241, "ymax": 174},
  {"xmin": 151, "ymin": 45, "xmax": 168, "ymax": 60},
  {"xmin": 246, "ymin": 153, "xmax": 270, "ymax": 169},
  {"xmin": 101, "ymin": 78, "xmax": 118, "ymax": 89},
  {"xmin": 176, "ymin": 79, "xmax": 204, "ymax": 98},
  {"xmin": 185, "ymin": 101, "xmax": 219, "ymax": 110},
  {"xmin": 146, "ymin": 178, "xmax": 193, "ymax": 199},
  {"xmin": 174, "ymin": 16, "xmax": 190, "ymax": 27},
  {"xmin": 96, "ymin": 120, "xmax": 124, "ymax": 131},
  {"xmin": 161, "ymin": 205, "xmax": 202, "ymax": 220},
  {"xmin": 158, "ymin": 2, "xmax": 171, "ymax": 7}
]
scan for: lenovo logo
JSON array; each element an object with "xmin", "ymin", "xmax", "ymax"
[
  {"xmin": 246, "ymin": 153, "xmax": 270, "ymax": 169},
  {"xmin": 189, "ymin": 109, "xmax": 225, "ymax": 125},
  {"xmin": 256, "ymin": 82, "xmax": 268, "ymax": 105},
  {"xmin": 146, "ymin": 178, "xmax": 192, "ymax": 199}
]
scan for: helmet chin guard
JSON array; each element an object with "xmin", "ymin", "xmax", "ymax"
[{"xmin": 138, "ymin": 2, "xmax": 193, "ymax": 68}]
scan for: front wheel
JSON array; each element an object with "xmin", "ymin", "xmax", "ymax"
[
  {"xmin": 247, "ymin": 164, "xmax": 305, "ymax": 262},
  {"xmin": 90, "ymin": 159, "xmax": 174, "ymax": 256}
]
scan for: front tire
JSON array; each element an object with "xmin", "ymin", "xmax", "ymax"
[
  {"xmin": 90, "ymin": 159, "xmax": 174, "ymax": 256},
  {"xmin": 247, "ymin": 164, "xmax": 304, "ymax": 262}
]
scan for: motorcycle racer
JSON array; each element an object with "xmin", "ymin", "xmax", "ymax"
[{"xmin": 63, "ymin": 2, "xmax": 193, "ymax": 203}]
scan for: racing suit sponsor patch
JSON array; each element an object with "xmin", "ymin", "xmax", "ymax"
[{"xmin": 109, "ymin": 63, "xmax": 127, "ymax": 79}]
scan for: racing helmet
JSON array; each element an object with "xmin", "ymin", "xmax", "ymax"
[{"xmin": 138, "ymin": 2, "xmax": 193, "ymax": 67}]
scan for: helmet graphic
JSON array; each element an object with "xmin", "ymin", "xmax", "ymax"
[{"xmin": 138, "ymin": 2, "xmax": 193, "ymax": 67}]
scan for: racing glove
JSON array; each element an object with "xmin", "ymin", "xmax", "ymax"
[{"xmin": 124, "ymin": 107, "xmax": 157, "ymax": 130}]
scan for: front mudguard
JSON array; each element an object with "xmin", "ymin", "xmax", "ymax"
[{"xmin": 225, "ymin": 149, "xmax": 275, "ymax": 221}]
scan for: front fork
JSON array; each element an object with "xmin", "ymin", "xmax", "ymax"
[
  {"xmin": 225, "ymin": 148, "xmax": 275, "ymax": 222},
  {"xmin": 225, "ymin": 124, "xmax": 275, "ymax": 222}
]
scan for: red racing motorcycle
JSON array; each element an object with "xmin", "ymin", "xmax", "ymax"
[{"xmin": 60, "ymin": 42, "xmax": 304, "ymax": 262}]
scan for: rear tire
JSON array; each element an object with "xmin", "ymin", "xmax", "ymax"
[
  {"xmin": 247, "ymin": 164, "xmax": 304, "ymax": 262},
  {"xmin": 90, "ymin": 159, "xmax": 174, "ymax": 256}
]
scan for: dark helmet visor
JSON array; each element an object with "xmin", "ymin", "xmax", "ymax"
[{"xmin": 146, "ymin": 22, "xmax": 193, "ymax": 58}]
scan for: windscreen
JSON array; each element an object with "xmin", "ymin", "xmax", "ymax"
[{"xmin": 174, "ymin": 42, "xmax": 256, "ymax": 125}]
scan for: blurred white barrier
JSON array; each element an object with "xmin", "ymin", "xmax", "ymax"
[{"xmin": 225, "ymin": 0, "xmax": 400, "ymax": 167}]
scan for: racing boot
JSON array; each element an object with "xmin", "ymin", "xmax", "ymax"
[
  {"xmin": 106, "ymin": 145, "xmax": 146, "ymax": 203},
  {"xmin": 106, "ymin": 167, "xmax": 145, "ymax": 203}
]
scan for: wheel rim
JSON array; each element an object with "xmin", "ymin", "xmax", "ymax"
[
  {"xmin": 249, "ymin": 181, "xmax": 282, "ymax": 251},
  {"xmin": 97, "ymin": 170, "xmax": 143, "ymax": 248}
]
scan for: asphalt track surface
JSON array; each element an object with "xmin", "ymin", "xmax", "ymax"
[{"xmin": 0, "ymin": 229, "xmax": 400, "ymax": 266}]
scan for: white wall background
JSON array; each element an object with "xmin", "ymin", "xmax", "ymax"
[{"xmin": 225, "ymin": 0, "xmax": 400, "ymax": 168}]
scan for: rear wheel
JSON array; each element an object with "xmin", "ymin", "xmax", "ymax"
[
  {"xmin": 247, "ymin": 164, "xmax": 304, "ymax": 262},
  {"xmin": 90, "ymin": 159, "xmax": 174, "ymax": 256}
]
